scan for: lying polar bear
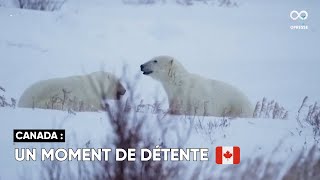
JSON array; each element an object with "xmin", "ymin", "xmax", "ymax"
[
  {"xmin": 140, "ymin": 56, "xmax": 253, "ymax": 117},
  {"xmin": 18, "ymin": 71, "xmax": 126, "ymax": 112}
]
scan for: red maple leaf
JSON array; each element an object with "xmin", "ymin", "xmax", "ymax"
[{"xmin": 223, "ymin": 151, "xmax": 233, "ymax": 159}]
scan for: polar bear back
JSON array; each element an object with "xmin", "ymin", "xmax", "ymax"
[
  {"xmin": 199, "ymin": 75, "xmax": 252, "ymax": 117},
  {"xmin": 18, "ymin": 72, "xmax": 125, "ymax": 112},
  {"xmin": 173, "ymin": 73, "xmax": 253, "ymax": 117}
]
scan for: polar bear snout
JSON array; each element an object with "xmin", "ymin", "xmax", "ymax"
[
  {"xmin": 116, "ymin": 84, "xmax": 126, "ymax": 99},
  {"xmin": 140, "ymin": 64, "xmax": 153, "ymax": 75}
]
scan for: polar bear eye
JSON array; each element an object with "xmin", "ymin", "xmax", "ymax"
[{"xmin": 154, "ymin": 60, "xmax": 158, "ymax": 63}]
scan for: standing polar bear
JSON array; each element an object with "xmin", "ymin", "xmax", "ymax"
[
  {"xmin": 140, "ymin": 56, "xmax": 253, "ymax": 117},
  {"xmin": 18, "ymin": 71, "xmax": 126, "ymax": 112}
]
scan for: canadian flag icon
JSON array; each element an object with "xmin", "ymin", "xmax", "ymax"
[{"xmin": 216, "ymin": 146, "xmax": 240, "ymax": 164}]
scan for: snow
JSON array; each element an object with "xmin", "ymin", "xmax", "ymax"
[
  {"xmin": 0, "ymin": 0, "xmax": 320, "ymax": 179},
  {"xmin": 0, "ymin": 107, "xmax": 317, "ymax": 179}
]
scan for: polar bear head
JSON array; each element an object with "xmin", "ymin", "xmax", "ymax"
[
  {"xmin": 140, "ymin": 56, "xmax": 187, "ymax": 83},
  {"xmin": 88, "ymin": 71, "xmax": 126, "ymax": 100}
]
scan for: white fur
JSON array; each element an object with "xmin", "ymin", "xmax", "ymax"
[
  {"xmin": 18, "ymin": 71, "xmax": 126, "ymax": 112},
  {"xmin": 141, "ymin": 56, "xmax": 253, "ymax": 117}
]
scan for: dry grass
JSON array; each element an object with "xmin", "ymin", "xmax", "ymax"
[
  {"xmin": 33, "ymin": 69, "xmax": 192, "ymax": 180},
  {"xmin": 253, "ymin": 97, "xmax": 288, "ymax": 119},
  {"xmin": 0, "ymin": 85, "xmax": 16, "ymax": 108},
  {"xmin": 216, "ymin": 145, "xmax": 320, "ymax": 180},
  {"xmin": 16, "ymin": 0, "xmax": 65, "ymax": 11},
  {"xmin": 40, "ymin": 88, "xmax": 101, "ymax": 113},
  {"xmin": 296, "ymin": 96, "xmax": 320, "ymax": 144},
  {"xmin": 122, "ymin": 0, "xmax": 238, "ymax": 7},
  {"xmin": 283, "ymin": 145, "xmax": 320, "ymax": 180},
  {"xmin": 194, "ymin": 116, "xmax": 230, "ymax": 144},
  {"xmin": 15, "ymin": 66, "xmax": 320, "ymax": 180},
  {"xmin": 92, "ymin": 73, "xmax": 184, "ymax": 180}
]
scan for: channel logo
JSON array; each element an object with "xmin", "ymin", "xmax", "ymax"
[
  {"xmin": 290, "ymin": 10, "xmax": 308, "ymax": 21},
  {"xmin": 289, "ymin": 10, "xmax": 309, "ymax": 30}
]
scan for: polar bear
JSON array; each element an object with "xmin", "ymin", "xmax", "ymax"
[
  {"xmin": 140, "ymin": 56, "xmax": 253, "ymax": 117},
  {"xmin": 18, "ymin": 71, "xmax": 126, "ymax": 112}
]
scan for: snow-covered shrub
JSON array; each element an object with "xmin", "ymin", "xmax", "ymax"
[
  {"xmin": 16, "ymin": 0, "xmax": 65, "ymax": 11},
  {"xmin": 253, "ymin": 97, "xmax": 288, "ymax": 119}
]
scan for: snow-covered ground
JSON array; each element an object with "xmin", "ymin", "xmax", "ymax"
[
  {"xmin": 0, "ymin": 105, "xmax": 317, "ymax": 179},
  {"xmin": 0, "ymin": 0, "xmax": 319, "ymax": 179}
]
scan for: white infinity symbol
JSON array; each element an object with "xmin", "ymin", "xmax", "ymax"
[{"xmin": 290, "ymin": 10, "xmax": 308, "ymax": 20}]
